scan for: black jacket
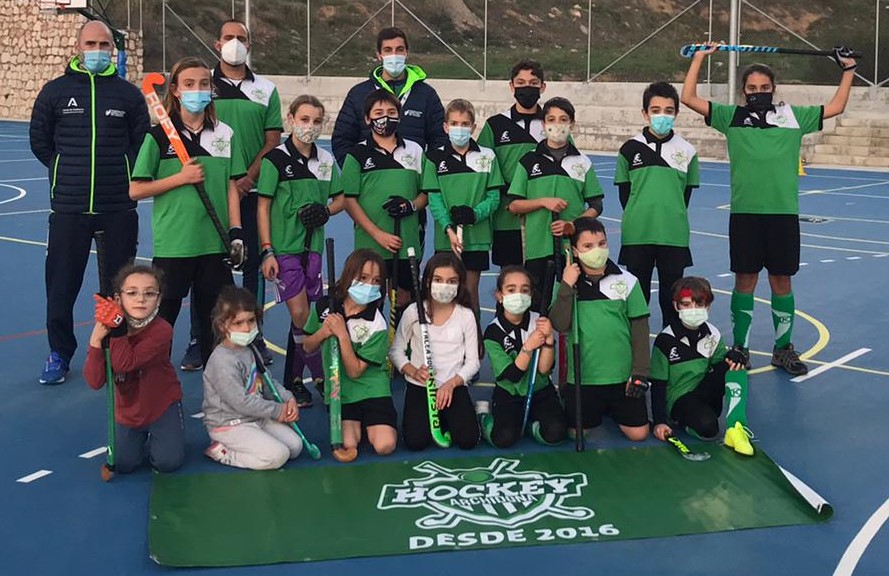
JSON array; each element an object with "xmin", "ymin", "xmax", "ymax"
[
  {"xmin": 331, "ymin": 64, "xmax": 447, "ymax": 166},
  {"xmin": 29, "ymin": 58, "xmax": 150, "ymax": 213}
]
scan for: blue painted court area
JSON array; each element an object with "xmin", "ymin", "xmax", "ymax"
[{"xmin": 0, "ymin": 118, "xmax": 887, "ymax": 575}]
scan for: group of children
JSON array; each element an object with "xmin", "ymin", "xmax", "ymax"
[{"xmin": 86, "ymin": 47, "xmax": 853, "ymax": 473}]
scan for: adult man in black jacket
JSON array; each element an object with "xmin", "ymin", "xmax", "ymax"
[{"xmin": 29, "ymin": 20, "xmax": 150, "ymax": 384}]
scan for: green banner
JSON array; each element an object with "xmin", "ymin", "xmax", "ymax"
[{"xmin": 149, "ymin": 445, "xmax": 831, "ymax": 567}]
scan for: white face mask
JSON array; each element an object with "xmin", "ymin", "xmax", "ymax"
[
  {"xmin": 229, "ymin": 326, "xmax": 259, "ymax": 347},
  {"xmin": 382, "ymin": 54, "xmax": 406, "ymax": 77},
  {"xmin": 501, "ymin": 293, "xmax": 532, "ymax": 315},
  {"xmin": 293, "ymin": 124, "xmax": 321, "ymax": 144},
  {"xmin": 545, "ymin": 123, "xmax": 571, "ymax": 145},
  {"xmin": 220, "ymin": 38, "xmax": 248, "ymax": 66},
  {"xmin": 430, "ymin": 282, "xmax": 458, "ymax": 304},
  {"xmin": 678, "ymin": 307, "xmax": 709, "ymax": 329}
]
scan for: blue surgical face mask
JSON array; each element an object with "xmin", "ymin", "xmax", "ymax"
[
  {"xmin": 83, "ymin": 50, "xmax": 111, "ymax": 74},
  {"xmin": 180, "ymin": 90, "xmax": 212, "ymax": 114},
  {"xmin": 348, "ymin": 281, "xmax": 381, "ymax": 305},
  {"xmin": 448, "ymin": 126, "xmax": 472, "ymax": 148},
  {"xmin": 650, "ymin": 114, "xmax": 675, "ymax": 135},
  {"xmin": 382, "ymin": 54, "xmax": 406, "ymax": 77}
]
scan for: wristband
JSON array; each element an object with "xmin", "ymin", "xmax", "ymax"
[
  {"xmin": 261, "ymin": 247, "xmax": 276, "ymax": 261},
  {"xmin": 261, "ymin": 242, "xmax": 273, "ymax": 249},
  {"xmin": 843, "ymin": 64, "xmax": 857, "ymax": 72}
]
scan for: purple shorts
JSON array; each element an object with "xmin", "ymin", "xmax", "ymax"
[{"xmin": 273, "ymin": 253, "xmax": 322, "ymax": 303}]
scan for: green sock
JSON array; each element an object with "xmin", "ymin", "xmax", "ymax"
[
  {"xmin": 724, "ymin": 370, "xmax": 748, "ymax": 428},
  {"xmin": 771, "ymin": 292, "xmax": 795, "ymax": 349},
  {"xmin": 531, "ymin": 421, "xmax": 562, "ymax": 446},
  {"xmin": 730, "ymin": 291, "xmax": 755, "ymax": 348},
  {"xmin": 479, "ymin": 413, "xmax": 495, "ymax": 446}
]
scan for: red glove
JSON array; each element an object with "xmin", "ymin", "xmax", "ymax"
[{"xmin": 94, "ymin": 294, "xmax": 125, "ymax": 329}]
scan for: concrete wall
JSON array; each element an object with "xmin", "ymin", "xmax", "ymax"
[{"xmin": 0, "ymin": 0, "xmax": 143, "ymax": 121}]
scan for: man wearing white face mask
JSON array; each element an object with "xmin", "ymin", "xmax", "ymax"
[
  {"xmin": 179, "ymin": 19, "xmax": 284, "ymax": 371},
  {"xmin": 30, "ymin": 20, "xmax": 150, "ymax": 385},
  {"xmin": 615, "ymin": 82, "xmax": 699, "ymax": 329},
  {"xmin": 332, "ymin": 27, "xmax": 446, "ymax": 166}
]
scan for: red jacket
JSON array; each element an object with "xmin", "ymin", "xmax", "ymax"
[{"xmin": 83, "ymin": 318, "xmax": 182, "ymax": 428}]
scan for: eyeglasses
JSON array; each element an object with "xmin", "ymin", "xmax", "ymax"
[{"xmin": 121, "ymin": 290, "xmax": 160, "ymax": 300}]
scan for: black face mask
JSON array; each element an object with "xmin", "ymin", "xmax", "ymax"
[
  {"xmin": 513, "ymin": 86, "xmax": 541, "ymax": 109},
  {"xmin": 745, "ymin": 92, "xmax": 774, "ymax": 112},
  {"xmin": 370, "ymin": 115, "xmax": 399, "ymax": 137}
]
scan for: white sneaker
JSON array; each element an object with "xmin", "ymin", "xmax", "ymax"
[{"xmin": 204, "ymin": 441, "xmax": 229, "ymax": 463}]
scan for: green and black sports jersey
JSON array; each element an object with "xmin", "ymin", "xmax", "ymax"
[
  {"xmin": 340, "ymin": 137, "xmax": 425, "ymax": 260},
  {"xmin": 212, "ymin": 66, "xmax": 282, "ymax": 171},
  {"xmin": 303, "ymin": 298, "xmax": 391, "ymax": 404},
  {"xmin": 650, "ymin": 321, "xmax": 727, "ymax": 414},
  {"xmin": 707, "ymin": 101, "xmax": 822, "ymax": 215},
  {"xmin": 477, "ymin": 106, "xmax": 546, "ymax": 233},
  {"xmin": 557, "ymin": 261, "xmax": 650, "ymax": 385},
  {"xmin": 615, "ymin": 128, "xmax": 700, "ymax": 247},
  {"xmin": 132, "ymin": 118, "xmax": 246, "ymax": 258},
  {"xmin": 507, "ymin": 142, "xmax": 604, "ymax": 261},
  {"xmin": 483, "ymin": 310, "xmax": 551, "ymax": 397},
  {"xmin": 422, "ymin": 141, "xmax": 503, "ymax": 252},
  {"xmin": 256, "ymin": 139, "xmax": 342, "ymax": 255}
]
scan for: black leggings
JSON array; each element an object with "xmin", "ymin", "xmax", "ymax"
[
  {"xmin": 402, "ymin": 383, "xmax": 479, "ymax": 451},
  {"xmin": 490, "ymin": 385, "xmax": 567, "ymax": 448},
  {"xmin": 669, "ymin": 364, "xmax": 728, "ymax": 439}
]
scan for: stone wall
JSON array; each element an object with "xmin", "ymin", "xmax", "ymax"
[{"xmin": 0, "ymin": 0, "xmax": 143, "ymax": 120}]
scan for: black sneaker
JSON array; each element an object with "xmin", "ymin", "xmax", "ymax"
[
  {"xmin": 292, "ymin": 380, "xmax": 313, "ymax": 408},
  {"xmin": 179, "ymin": 338, "xmax": 203, "ymax": 371},
  {"xmin": 771, "ymin": 343, "xmax": 808, "ymax": 376},
  {"xmin": 313, "ymin": 377, "xmax": 325, "ymax": 400},
  {"xmin": 254, "ymin": 337, "xmax": 274, "ymax": 366},
  {"xmin": 729, "ymin": 345, "xmax": 752, "ymax": 370}
]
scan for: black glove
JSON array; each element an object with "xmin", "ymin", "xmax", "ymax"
[
  {"xmin": 226, "ymin": 227, "xmax": 247, "ymax": 271},
  {"xmin": 832, "ymin": 46, "xmax": 858, "ymax": 71},
  {"xmin": 297, "ymin": 203, "xmax": 330, "ymax": 229},
  {"xmin": 382, "ymin": 195, "xmax": 415, "ymax": 219},
  {"xmin": 625, "ymin": 375, "xmax": 650, "ymax": 399},
  {"xmin": 725, "ymin": 346, "xmax": 749, "ymax": 367},
  {"xmin": 449, "ymin": 205, "xmax": 476, "ymax": 226}
]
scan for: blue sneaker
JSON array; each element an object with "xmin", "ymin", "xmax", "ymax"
[{"xmin": 39, "ymin": 351, "xmax": 69, "ymax": 385}]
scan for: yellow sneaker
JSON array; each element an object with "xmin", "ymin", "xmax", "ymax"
[{"xmin": 724, "ymin": 422, "xmax": 754, "ymax": 456}]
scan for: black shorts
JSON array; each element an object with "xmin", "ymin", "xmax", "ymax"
[
  {"xmin": 341, "ymin": 396, "xmax": 398, "ymax": 428},
  {"xmin": 384, "ymin": 258, "xmax": 414, "ymax": 292},
  {"xmin": 564, "ymin": 382, "xmax": 649, "ymax": 429},
  {"xmin": 729, "ymin": 213, "xmax": 800, "ymax": 276},
  {"xmin": 492, "ymin": 229, "xmax": 523, "ymax": 266},
  {"xmin": 618, "ymin": 244, "xmax": 692, "ymax": 273},
  {"xmin": 435, "ymin": 250, "xmax": 490, "ymax": 272},
  {"xmin": 490, "ymin": 384, "xmax": 567, "ymax": 447}
]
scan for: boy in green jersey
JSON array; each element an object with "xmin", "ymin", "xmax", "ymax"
[
  {"xmin": 424, "ymin": 98, "xmax": 503, "ymax": 314},
  {"xmin": 507, "ymin": 97, "xmax": 603, "ymax": 311},
  {"xmin": 477, "ymin": 60, "xmax": 548, "ymax": 267},
  {"xmin": 650, "ymin": 277, "xmax": 753, "ymax": 456},
  {"xmin": 615, "ymin": 81, "xmax": 699, "ymax": 328},
  {"xmin": 342, "ymin": 91, "xmax": 427, "ymax": 309},
  {"xmin": 682, "ymin": 43, "xmax": 856, "ymax": 375},
  {"xmin": 550, "ymin": 217, "xmax": 651, "ymax": 441}
]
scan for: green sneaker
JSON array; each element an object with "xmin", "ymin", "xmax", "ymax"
[
  {"xmin": 479, "ymin": 413, "xmax": 494, "ymax": 446},
  {"xmin": 531, "ymin": 421, "xmax": 562, "ymax": 446}
]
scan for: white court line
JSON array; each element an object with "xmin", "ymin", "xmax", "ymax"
[
  {"xmin": 847, "ymin": 256, "xmax": 862, "ymax": 260},
  {"xmin": 801, "ymin": 233, "xmax": 889, "ymax": 246},
  {"xmin": 0, "ymin": 158, "xmax": 39, "ymax": 163},
  {"xmin": 791, "ymin": 348, "xmax": 871, "ymax": 383},
  {"xmin": 78, "ymin": 447, "xmax": 107, "ymax": 459},
  {"xmin": 0, "ymin": 208, "xmax": 50, "ymax": 217},
  {"xmin": 0, "ymin": 234, "xmax": 153, "ymax": 263},
  {"xmin": 17, "ymin": 470, "xmax": 52, "ymax": 483},
  {"xmin": 800, "ymin": 262, "xmax": 809, "ymax": 266},
  {"xmin": 718, "ymin": 273, "xmax": 732, "ymax": 278},
  {"xmin": 689, "ymin": 229, "xmax": 889, "ymax": 256},
  {"xmin": 833, "ymin": 496, "xmax": 889, "ymax": 576},
  {"xmin": 820, "ymin": 259, "xmax": 835, "ymax": 263},
  {"xmin": 0, "ymin": 177, "xmax": 46, "ymax": 183},
  {"xmin": 801, "ymin": 180, "xmax": 889, "ymax": 194},
  {"xmin": 799, "ymin": 214, "xmax": 889, "ymax": 225},
  {"xmin": 0, "ymin": 183, "xmax": 26, "ymax": 205},
  {"xmin": 190, "ymin": 412, "xmax": 204, "ymax": 419}
]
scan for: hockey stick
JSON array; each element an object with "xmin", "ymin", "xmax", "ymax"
[
  {"xmin": 407, "ymin": 247, "xmax": 452, "ymax": 448},
  {"xmin": 680, "ymin": 43, "xmax": 862, "ymax": 59},
  {"xmin": 94, "ymin": 230, "xmax": 116, "ymax": 482},
  {"xmin": 565, "ymin": 247, "xmax": 584, "ymax": 452},
  {"xmin": 456, "ymin": 224, "xmax": 464, "ymax": 256},
  {"xmin": 325, "ymin": 238, "xmax": 357, "ymax": 463},
  {"xmin": 387, "ymin": 218, "xmax": 401, "ymax": 377},
  {"xmin": 553, "ymin": 212, "xmax": 568, "ymax": 397},
  {"xmin": 665, "ymin": 433, "xmax": 711, "ymax": 462},
  {"xmin": 248, "ymin": 344, "xmax": 321, "ymax": 459},
  {"xmin": 520, "ymin": 259, "xmax": 556, "ymax": 434},
  {"xmin": 141, "ymin": 73, "xmax": 237, "ymax": 265}
]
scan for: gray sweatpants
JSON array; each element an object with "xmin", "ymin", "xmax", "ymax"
[{"xmin": 209, "ymin": 419, "xmax": 303, "ymax": 470}]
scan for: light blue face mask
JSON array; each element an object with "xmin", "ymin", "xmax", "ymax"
[
  {"xmin": 180, "ymin": 90, "xmax": 212, "ymax": 114},
  {"xmin": 650, "ymin": 114, "xmax": 675, "ymax": 136},
  {"xmin": 448, "ymin": 126, "xmax": 472, "ymax": 148},
  {"xmin": 382, "ymin": 54, "xmax": 406, "ymax": 77},
  {"xmin": 83, "ymin": 50, "xmax": 111, "ymax": 74},
  {"xmin": 348, "ymin": 282, "xmax": 381, "ymax": 305}
]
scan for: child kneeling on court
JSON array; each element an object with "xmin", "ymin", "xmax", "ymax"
[
  {"xmin": 84, "ymin": 265, "xmax": 185, "ymax": 474},
  {"xmin": 650, "ymin": 277, "xmax": 753, "ymax": 455},
  {"xmin": 303, "ymin": 249, "xmax": 397, "ymax": 457},
  {"xmin": 550, "ymin": 217, "xmax": 651, "ymax": 441},
  {"xmin": 391, "ymin": 252, "xmax": 481, "ymax": 450},
  {"xmin": 202, "ymin": 287, "xmax": 303, "ymax": 470},
  {"xmin": 481, "ymin": 265, "xmax": 567, "ymax": 447}
]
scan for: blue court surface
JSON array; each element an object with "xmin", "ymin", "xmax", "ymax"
[{"xmin": 0, "ymin": 118, "xmax": 887, "ymax": 575}]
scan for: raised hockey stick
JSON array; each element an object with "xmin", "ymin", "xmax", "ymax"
[
  {"xmin": 141, "ymin": 73, "xmax": 239, "ymax": 268},
  {"xmin": 387, "ymin": 218, "xmax": 401, "ymax": 377},
  {"xmin": 325, "ymin": 238, "xmax": 357, "ymax": 463},
  {"xmin": 407, "ymin": 247, "xmax": 452, "ymax": 448},
  {"xmin": 680, "ymin": 43, "xmax": 862, "ymax": 59},
  {"xmin": 520, "ymin": 259, "xmax": 556, "ymax": 434},
  {"xmin": 665, "ymin": 433, "xmax": 712, "ymax": 462},
  {"xmin": 94, "ymin": 230, "xmax": 116, "ymax": 482},
  {"xmin": 248, "ymin": 344, "xmax": 321, "ymax": 459}
]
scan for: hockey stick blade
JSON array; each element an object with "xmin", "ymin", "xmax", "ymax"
[
  {"xmin": 666, "ymin": 434, "xmax": 711, "ymax": 462},
  {"xmin": 680, "ymin": 43, "xmax": 862, "ymax": 59}
]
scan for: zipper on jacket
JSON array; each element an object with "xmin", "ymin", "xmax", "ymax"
[
  {"xmin": 51, "ymin": 154, "xmax": 61, "ymax": 199},
  {"xmin": 88, "ymin": 73, "xmax": 97, "ymax": 214}
]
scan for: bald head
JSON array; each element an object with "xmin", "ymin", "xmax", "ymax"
[{"xmin": 77, "ymin": 20, "xmax": 113, "ymax": 52}]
